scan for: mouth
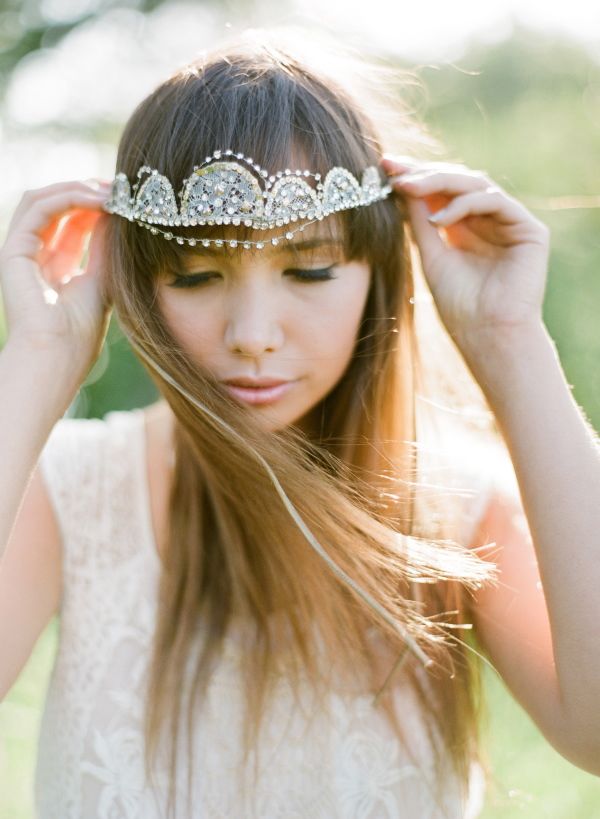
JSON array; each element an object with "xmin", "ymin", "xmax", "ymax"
[{"xmin": 222, "ymin": 379, "xmax": 298, "ymax": 406}]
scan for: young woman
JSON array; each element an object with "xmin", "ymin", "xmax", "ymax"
[{"xmin": 1, "ymin": 29, "xmax": 599, "ymax": 819}]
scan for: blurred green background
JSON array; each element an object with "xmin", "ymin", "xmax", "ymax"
[{"xmin": 1, "ymin": 3, "xmax": 600, "ymax": 816}]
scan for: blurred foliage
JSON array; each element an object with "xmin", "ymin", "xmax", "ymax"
[
  {"xmin": 1, "ymin": 14, "xmax": 600, "ymax": 818},
  {"xmin": 0, "ymin": 0, "xmax": 245, "ymax": 93},
  {"xmin": 419, "ymin": 28, "xmax": 600, "ymax": 427},
  {"xmin": 0, "ymin": 0, "xmax": 157, "ymax": 90}
]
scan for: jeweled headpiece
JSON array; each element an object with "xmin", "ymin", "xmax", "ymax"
[{"xmin": 102, "ymin": 148, "xmax": 392, "ymax": 249}]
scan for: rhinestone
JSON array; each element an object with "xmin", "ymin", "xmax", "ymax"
[
  {"xmin": 256, "ymin": 242, "xmax": 264, "ymax": 249},
  {"xmin": 205, "ymin": 156, "xmax": 211, "ymax": 163},
  {"xmin": 225, "ymin": 149, "xmax": 233, "ymax": 155},
  {"xmin": 229, "ymin": 240, "xmax": 238, "ymax": 248},
  {"xmin": 215, "ymin": 239, "xmax": 223, "ymax": 246},
  {"xmin": 189, "ymin": 239, "xmax": 197, "ymax": 246},
  {"xmin": 214, "ymin": 150, "xmax": 222, "ymax": 158},
  {"xmin": 271, "ymin": 238, "xmax": 279, "ymax": 245},
  {"xmin": 261, "ymin": 170, "xmax": 268, "ymax": 177},
  {"xmin": 303, "ymin": 170, "xmax": 310, "ymax": 176},
  {"xmin": 246, "ymin": 157, "xmax": 253, "ymax": 163},
  {"xmin": 285, "ymin": 168, "xmax": 291, "ymax": 174},
  {"xmin": 236, "ymin": 152, "xmax": 243, "ymax": 159},
  {"xmin": 176, "ymin": 238, "xmax": 184, "ymax": 244},
  {"xmin": 202, "ymin": 239, "xmax": 210, "ymax": 247},
  {"xmin": 243, "ymin": 242, "xmax": 251, "ymax": 249},
  {"xmin": 285, "ymin": 231, "xmax": 293, "ymax": 240},
  {"xmin": 315, "ymin": 173, "xmax": 321, "ymax": 180},
  {"xmin": 269, "ymin": 175, "xmax": 276, "ymax": 182},
  {"xmin": 244, "ymin": 219, "xmax": 252, "ymax": 227},
  {"xmin": 165, "ymin": 232, "xmax": 173, "ymax": 240}
]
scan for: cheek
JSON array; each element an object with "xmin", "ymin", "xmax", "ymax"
[
  {"xmin": 304, "ymin": 275, "xmax": 370, "ymax": 351},
  {"xmin": 158, "ymin": 294, "xmax": 217, "ymax": 358}
]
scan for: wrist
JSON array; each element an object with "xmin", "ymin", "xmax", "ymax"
[
  {"xmin": 460, "ymin": 320, "xmax": 557, "ymax": 401},
  {"xmin": 1, "ymin": 336, "xmax": 83, "ymax": 412},
  {"xmin": 460, "ymin": 319, "xmax": 549, "ymax": 364}
]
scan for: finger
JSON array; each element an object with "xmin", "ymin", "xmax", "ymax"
[
  {"xmin": 404, "ymin": 196, "xmax": 448, "ymax": 289},
  {"xmin": 3, "ymin": 189, "xmax": 109, "ymax": 260},
  {"xmin": 391, "ymin": 169, "xmax": 493, "ymax": 198},
  {"xmin": 85, "ymin": 213, "xmax": 111, "ymax": 285},
  {"xmin": 380, "ymin": 154, "xmax": 421, "ymax": 173},
  {"xmin": 381, "ymin": 156, "xmax": 477, "ymax": 180},
  {"xmin": 38, "ymin": 213, "xmax": 67, "ymax": 248},
  {"xmin": 428, "ymin": 188, "xmax": 537, "ymax": 232},
  {"xmin": 42, "ymin": 209, "xmax": 103, "ymax": 285},
  {"xmin": 62, "ymin": 213, "xmax": 112, "ymax": 309},
  {"xmin": 6, "ymin": 181, "xmax": 111, "ymax": 236}
]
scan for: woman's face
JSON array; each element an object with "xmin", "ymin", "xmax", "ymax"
[{"xmin": 156, "ymin": 221, "xmax": 371, "ymax": 433}]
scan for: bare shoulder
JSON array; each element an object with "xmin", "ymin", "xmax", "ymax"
[{"xmin": 141, "ymin": 400, "xmax": 175, "ymax": 452}]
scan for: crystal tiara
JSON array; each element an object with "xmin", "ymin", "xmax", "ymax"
[{"xmin": 102, "ymin": 148, "xmax": 392, "ymax": 249}]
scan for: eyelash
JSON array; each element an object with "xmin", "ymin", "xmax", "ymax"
[{"xmin": 168, "ymin": 267, "xmax": 338, "ymax": 289}]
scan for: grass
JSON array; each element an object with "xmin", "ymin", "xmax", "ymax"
[
  {"xmin": 0, "ymin": 619, "xmax": 58, "ymax": 819},
  {"xmin": 1, "ymin": 619, "xmax": 599, "ymax": 817}
]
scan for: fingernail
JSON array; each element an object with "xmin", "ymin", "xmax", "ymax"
[{"xmin": 428, "ymin": 208, "xmax": 448, "ymax": 223}]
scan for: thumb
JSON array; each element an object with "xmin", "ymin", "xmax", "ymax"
[
  {"xmin": 405, "ymin": 197, "xmax": 448, "ymax": 292},
  {"xmin": 86, "ymin": 213, "xmax": 113, "ymax": 310},
  {"xmin": 61, "ymin": 214, "xmax": 112, "ymax": 315}
]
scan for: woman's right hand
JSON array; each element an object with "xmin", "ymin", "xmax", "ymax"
[{"xmin": 0, "ymin": 180, "xmax": 114, "ymax": 382}]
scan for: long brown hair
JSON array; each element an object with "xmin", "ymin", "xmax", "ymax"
[{"xmin": 103, "ymin": 27, "xmax": 502, "ymax": 818}]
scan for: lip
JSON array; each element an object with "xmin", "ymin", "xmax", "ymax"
[
  {"xmin": 222, "ymin": 379, "xmax": 297, "ymax": 406},
  {"xmin": 223, "ymin": 376, "xmax": 291, "ymax": 387}
]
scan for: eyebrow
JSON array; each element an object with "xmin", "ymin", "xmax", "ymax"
[{"xmin": 183, "ymin": 237, "xmax": 345, "ymax": 260}]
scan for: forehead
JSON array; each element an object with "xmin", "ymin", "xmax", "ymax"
[{"xmin": 176, "ymin": 218, "xmax": 346, "ymax": 266}]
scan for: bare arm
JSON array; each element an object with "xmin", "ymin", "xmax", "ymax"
[
  {"xmin": 0, "ymin": 179, "xmax": 111, "ymax": 699},
  {"xmin": 381, "ymin": 154, "xmax": 600, "ymax": 773},
  {"xmin": 0, "ymin": 338, "xmax": 80, "ymax": 555},
  {"xmin": 468, "ymin": 321, "xmax": 600, "ymax": 775}
]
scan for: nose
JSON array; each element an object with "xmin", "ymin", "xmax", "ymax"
[{"xmin": 224, "ymin": 284, "xmax": 284, "ymax": 357}]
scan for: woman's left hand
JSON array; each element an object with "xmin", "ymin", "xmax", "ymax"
[{"xmin": 380, "ymin": 155, "xmax": 550, "ymax": 359}]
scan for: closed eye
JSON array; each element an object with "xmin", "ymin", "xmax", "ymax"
[{"xmin": 167, "ymin": 267, "xmax": 339, "ymax": 289}]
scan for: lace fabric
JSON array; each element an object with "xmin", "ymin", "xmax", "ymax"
[{"xmin": 33, "ymin": 408, "xmax": 490, "ymax": 819}]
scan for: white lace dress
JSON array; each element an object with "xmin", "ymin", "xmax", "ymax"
[{"xmin": 34, "ymin": 408, "xmax": 493, "ymax": 819}]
